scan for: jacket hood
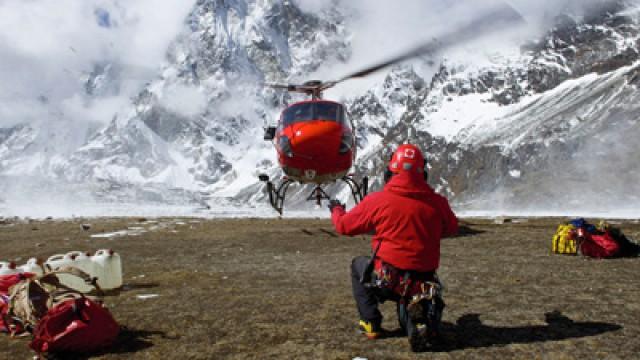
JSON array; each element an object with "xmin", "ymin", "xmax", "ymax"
[{"xmin": 383, "ymin": 171, "xmax": 434, "ymax": 199}]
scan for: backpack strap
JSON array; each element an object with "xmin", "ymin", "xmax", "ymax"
[
  {"xmin": 360, "ymin": 238, "xmax": 384, "ymax": 286},
  {"xmin": 41, "ymin": 266, "xmax": 104, "ymax": 296},
  {"xmin": 7, "ymin": 278, "xmax": 50, "ymax": 329},
  {"xmin": 399, "ymin": 271, "xmax": 412, "ymax": 298}
]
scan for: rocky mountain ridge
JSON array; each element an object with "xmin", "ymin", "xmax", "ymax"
[{"xmin": 1, "ymin": 0, "xmax": 639, "ymax": 215}]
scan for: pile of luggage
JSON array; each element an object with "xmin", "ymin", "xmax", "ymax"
[
  {"xmin": 552, "ymin": 218, "xmax": 640, "ymax": 258},
  {"xmin": 0, "ymin": 250, "xmax": 123, "ymax": 356}
]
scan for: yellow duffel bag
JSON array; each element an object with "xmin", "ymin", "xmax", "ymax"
[{"xmin": 552, "ymin": 224, "xmax": 578, "ymax": 255}]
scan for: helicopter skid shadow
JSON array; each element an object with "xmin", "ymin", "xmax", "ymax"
[
  {"xmin": 450, "ymin": 225, "xmax": 485, "ymax": 238},
  {"xmin": 107, "ymin": 282, "xmax": 160, "ymax": 296},
  {"xmin": 318, "ymin": 228, "xmax": 338, "ymax": 237}
]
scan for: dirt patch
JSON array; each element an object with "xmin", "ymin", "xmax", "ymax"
[{"xmin": 1, "ymin": 217, "xmax": 639, "ymax": 359}]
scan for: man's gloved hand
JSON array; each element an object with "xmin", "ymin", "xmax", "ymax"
[{"xmin": 328, "ymin": 199, "xmax": 345, "ymax": 212}]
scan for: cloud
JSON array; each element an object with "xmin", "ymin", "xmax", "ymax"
[
  {"xmin": 291, "ymin": 0, "xmax": 333, "ymax": 14},
  {"xmin": 163, "ymin": 84, "xmax": 208, "ymax": 117},
  {"xmin": 316, "ymin": 0, "xmax": 527, "ymax": 99},
  {"xmin": 1, "ymin": 0, "xmax": 621, "ymax": 128},
  {"xmin": 315, "ymin": 0, "xmax": 624, "ymax": 99},
  {"xmin": 0, "ymin": 0, "xmax": 196, "ymax": 129}
]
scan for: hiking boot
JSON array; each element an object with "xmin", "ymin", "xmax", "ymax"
[
  {"xmin": 408, "ymin": 322, "xmax": 430, "ymax": 352},
  {"xmin": 358, "ymin": 319, "xmax": 382, "ymax": 340},
  {"xmin": 407, "ymin": 300, "xmax": 430, "ymax": 352}
]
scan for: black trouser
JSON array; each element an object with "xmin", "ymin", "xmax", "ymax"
[
  {"xmin": 351, "ymin": 256, "xmax": 444, "ymax": 333},
  {"xmin": 351, "ymin": 256, "xmax": 386, "ymax": 324}
]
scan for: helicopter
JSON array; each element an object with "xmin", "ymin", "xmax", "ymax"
[
  {"xmin": 258, "ymin": 3, "xmax": 523, "ymax": 214},
  {"xmin": 259, "ymin": 80, "xmax": 366, "ymax": 214}
]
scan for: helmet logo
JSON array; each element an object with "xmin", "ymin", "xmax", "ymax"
[
  {"xmin": 403, "ymin": 148, "xmax": 416, "ymax": 159},
  {"xmin": 397, "ymin": 148, "xmax": 416, "ymax": 161}
]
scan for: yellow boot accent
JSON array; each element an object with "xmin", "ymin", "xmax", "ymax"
[{"xmin": 359, "ymin": 320, "xmax": 382, "ymax": 339}]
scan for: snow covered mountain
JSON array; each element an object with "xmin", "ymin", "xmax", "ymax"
[{"xmin": 1, "ymin": 0, "xmax": 639, "ymax": 216}]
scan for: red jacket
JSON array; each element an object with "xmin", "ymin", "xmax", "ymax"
[{"xmin": 331, "ymin": 172, "xmax": 458, "ymax": 272}]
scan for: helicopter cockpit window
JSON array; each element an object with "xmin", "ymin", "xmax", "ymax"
[
  {"xmin": 283, "ymin": 103, "xmax": 313, "ymax": 126},
  {"xmin": 315, "ymin": 103, "xmax": 343, "ymax": 122},
  {"xmin": 282, "ymin": 102, "xmax": 345, "ymax": 126}
]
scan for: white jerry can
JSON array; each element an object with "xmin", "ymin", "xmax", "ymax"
[
  {"xmin": 18, "ymin": 258, "xmax": 45, "ymax": 276},
  {"xmin": 44, "ymin": 254, "xmax": 69, "ymax": 272},
  {"xmin": 45, "ymin": 253, "xmax": 93, "ymax": 293},
  {"xmin": 65, "ymin": 251, "xmax": 97, "ymax": 278},
  {"xmin": 92, "ymin": 249, "xmax": 123, "ymax": 290},
  {"xmin": 0, "ymin": 261, "xmax": 21, "ymax": 276}
]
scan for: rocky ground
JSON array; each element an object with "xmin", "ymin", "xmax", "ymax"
[{"xmin": 1, "ymin": 216, "xmax": 639, "ymax": 359}]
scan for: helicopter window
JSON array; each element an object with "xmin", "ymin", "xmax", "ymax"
[
  {"xmin": 315, "ymin": 103, "xmax": 343, "ymax": 122},
  {"xmin": 283, "ymin": 103, "xmax": 313, "ymax": 126},
  {"xmin": 282, "ymin": 102, "xmax": 345, "ymax": 126}
]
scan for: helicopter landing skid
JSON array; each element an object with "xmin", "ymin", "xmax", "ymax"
[
  {"xmin": 342, "ymin": 175, "xmax": 368, "ymax": 203},
  {"xmin": 259, "ymin": 174, "xmax": 369, "ymax": 215},
  {"xmin": 259, "ymin": 174, "xmax": 293, "ymax": 215}
]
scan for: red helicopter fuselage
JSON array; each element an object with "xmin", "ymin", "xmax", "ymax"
[{"xmin": 273, "ymin": 100, "xmax": 356, "ymax": 184}]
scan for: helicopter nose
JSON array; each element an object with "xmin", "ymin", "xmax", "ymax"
[{"xmin": 290, "ymin": 121, "xmax": 342, "ymax": 156}]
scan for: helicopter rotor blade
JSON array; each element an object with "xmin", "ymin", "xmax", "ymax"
[
  {"xmin": 331, "ymin": 2, "xmax": 524, "ymax": 85},
  {"xmin": 265, "ymin": 82, "xmax": 337, "ymax": 96},
  {"xmin": 265, "ymin": 83, "xmax": 298, "ymax": 90},
  {"xmin": 319, "ymin": 81, "xmax": 338, "ymax": 91}
]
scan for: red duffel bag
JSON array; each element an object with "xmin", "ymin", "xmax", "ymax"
[
  {"xmin": 30, "ymin": 297, "xmax": 119, "ymax": 354},
  {"xmin": 580, "ymin": 231, "xmax": 621, "ymax": 258}
]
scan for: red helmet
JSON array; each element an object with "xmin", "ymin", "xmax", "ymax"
[{"xmin": 388, "ymin": 144, "xmax": 425, "ymax": 175}]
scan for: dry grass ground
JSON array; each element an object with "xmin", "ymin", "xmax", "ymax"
[{"xmin": 1, "ymin": 216, "xmax": 639, "ymax": 359}]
